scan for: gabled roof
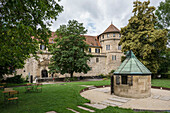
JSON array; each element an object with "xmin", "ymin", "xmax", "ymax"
[
  {"xmin": 48, "ymin": 32, "xmax": 101, "ymax": 47},
  {"xmin": 114, "ymin": 51, "xmax": 152, "ymax": 75},
  {"xmin": 84, "ymin": 35, "xmax": 101, "ymax": 47},
  {"xmin": 103, "ymin": 24, "xmax": 120, "ymax": 34}
]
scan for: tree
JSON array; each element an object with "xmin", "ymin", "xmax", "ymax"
[
  {"xmin": 155, "ymin": 0, "xmax": 170, "ymax": 76},
  {"xmin": 0, "ymin": 0, "xmax": 63, "ymax": 78},
  {"xmin": 119, "ymin": 0, "xmax": 168, "ymax": 74},
  {"xmin": 49, "ymin": 20, "xmax": 92, "ymax": 78},
  {"xmin": 155, "ymin": 0, "xmax": 170, "ymax": 29},
  {"xmin": 157, "ymin": 48, "xmax": 170, "ymax": 75}
]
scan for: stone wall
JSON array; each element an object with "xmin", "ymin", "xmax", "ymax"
[
  {"xmin": 14, "ymin": 32, "xmax": 123, "ymax": 80},
  {"xmin": 114, "ymin": 75, "xmax": 151, "ymax": 98}
]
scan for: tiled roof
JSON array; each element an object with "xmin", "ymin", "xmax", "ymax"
[
  {"xmin": 103, "ymin": 24, "xmax": 120, "ymax": 33},
  {"xmin": 114, "ymin": 51, "xmax": 152, "ymax": 75},
  {"xmin": 49, "ymin": 32, "xmax": 101, "ymax": 47},
  {"xmin": 84, "ymin": 35, "xmax": 101, "ymax": 47}
]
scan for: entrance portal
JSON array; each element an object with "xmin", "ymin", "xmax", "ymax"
[{"xmin": 41, "ymin": 69, "xmax": 48, "ymax": 77}]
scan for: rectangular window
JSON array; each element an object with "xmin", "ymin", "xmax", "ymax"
[
  {"xmin": 102, "ymin": 35, "xmax": 104, "ymax": 39},
  {"xmin": 127, "ymin": 76, "xmax": 133, "ymax": 86},
  {"xmin": 89, "ymin": 48, "xmax": 91, "ymax": 53},
  {"xmin": 118, "ymin": 45, "xmax": 121, "ymax": 50},
  {"xmin": 116, "ymin": 75, "xmax": 120, "ymax": 85},
  {"xmin": 107, "ymin": 34, "xmax": 109, "ymax": 38},
  {"xmin": 112, "ymin": 55, "xmax": 116, "ymax": 60},
  {"xmin": 119, "ymin": 34, "xmax": 121, "ymax": 37},
  {"xmin": 95, "ymin": 48, "xmax": 100, "ymax": 53},
  {"xmin": 96, "ymin": 58, "xmax": 99, "ymax": 62},
  {"xmin": 113, "ymin": 33, "xmax": 115, "ymax": 37},
  {"xmin": 121, "ymin": 75, "xmax": 127, "ymax": 84},
  {"xmin": 106, "ymin": 45, "xmax": 110, "ymax": 50},
  {"xmin": 40, "ymin": 45, "xmax": 46, "ymax": 50}
]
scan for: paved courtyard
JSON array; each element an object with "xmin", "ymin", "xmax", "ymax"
[{"xmin": 81, "ymin": 87, "xmax": 170, "ymax": 110}]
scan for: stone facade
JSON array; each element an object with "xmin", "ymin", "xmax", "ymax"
[
  {"xmin": 15, "ymin": 24, "xmax": 124, "ymax": 79},
  {"xmin": 114, "ymin": 75, "xmax": 151, "ymax": 98}
]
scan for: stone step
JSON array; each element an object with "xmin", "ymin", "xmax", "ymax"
[
  {"xmin": 84, "ymin": 103, "xmax": 107, "ymax": 109},
  {"xmin": 99, "ymin": 101, "xmax": 116, "ymax": 107},
  {"xmin": 113, "ymin": 96, "xmax": 131, "ymax": 101},
  {"xmin": 159, "ymin": 96, "xmax": 170, "ymax": 101},
  {"xmin": 152, "ymin": 95, "xmax": 160, "ymax": 99},
  {"xmin": 94, "ymin": 89, "xmax": 110, "ymax": 93},
  {"xmin": 108, "ymin": 97, "xmax": 129, "ymax": 103},
  {"xmin": 77, "ymin": 106, "xmax": 95, "ymax": 112},
  {"xmin": 103, "ymin": 100, "xmax": 123, "ymax": 106},
  {"xmin": 67, "ymin": 108, "xmax": 80, "ymax": 113}
]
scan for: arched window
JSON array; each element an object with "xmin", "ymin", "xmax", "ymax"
[{"xmin": 41, "ymin": 69, "xmax": 48, "ymax": 77}]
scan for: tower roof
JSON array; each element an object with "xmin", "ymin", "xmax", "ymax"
[
  {"xmin": 114, "ymin": 51, "xmax": 152, "ymax": 75},
  {"xmin": 103, "ymin": 24, "xmax": 120, "ymax": 34}
]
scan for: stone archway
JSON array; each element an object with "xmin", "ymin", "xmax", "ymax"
[{"xmin": 41, "ymin": 69, "xmax": 48, "ymax": 77}]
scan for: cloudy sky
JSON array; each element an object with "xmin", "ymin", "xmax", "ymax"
[{"xmin": 50, "ymin": 0, "xmax": 164, "ymax": 36}]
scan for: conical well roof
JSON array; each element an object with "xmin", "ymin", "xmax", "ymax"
[{"xmin": 114, "ymin": 51, "xmax": 152, "ymax": 75}]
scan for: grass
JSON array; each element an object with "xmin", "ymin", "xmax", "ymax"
[
  {"xmin": 0, "ymin": 79, "xmax": 169, "ymax": 113},
  {"xmin": 151, "ymin": 79, "xmax": 170, "ymax": 88}
]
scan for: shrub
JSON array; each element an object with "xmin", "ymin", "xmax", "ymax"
[
  {"xmin": 98, "ymin": 74, "xmax": 105, "ymax": 78},
  {"xmin": 4, "ymin": 74, "xmax": 25, "ymax": 83},
  {"xmin": 64, "ymin": 77, "xmax": 78, "ymax": 82}
]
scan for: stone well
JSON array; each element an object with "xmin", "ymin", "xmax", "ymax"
[{"xmin": 113, "ymin": 51, "xmax": 152, "ymax": 98}]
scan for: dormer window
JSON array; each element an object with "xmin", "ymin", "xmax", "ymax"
[
  {"xmin": 113, "ymin": 33, "xmax": 115, "ymax": 37},
  {"xmin": 107, "ymin": 34, "xmax": 109, "ymax": 38},
  {"xmin": 102, "ymin": 35, "xmax": 104, "ymax": 39},
  {"xmin": 95, "ymin": 48, "xmax": 100, "ymax": 53},
  {"xmin": 40, "ymin": 45, "xmax": 46, "ymax": 50}
]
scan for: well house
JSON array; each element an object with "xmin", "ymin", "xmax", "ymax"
[{"xmin": 113, "ymin": 51, "xmax": 152, "ymax": 98}]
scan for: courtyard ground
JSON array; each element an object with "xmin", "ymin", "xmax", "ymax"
[
  {"xmin": 81, "ymin": 87, "xmax": 170, "ymax": 110},
  {"xmin": 0, "ymin": 79, "xmax": 169, "ymax": 113}
]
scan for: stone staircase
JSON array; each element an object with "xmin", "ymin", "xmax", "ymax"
[
  {"xmin": 65, "ymin": 96, "xmax": 131, "ymax": 113},
  {"xmin": 99, "ymin": 97, "xmax": 131, "ymax": 107}
]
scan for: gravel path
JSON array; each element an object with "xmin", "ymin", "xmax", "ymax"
[{"xmin": 81, "ymin": 87, "xmax": 170, "ymax": 110}]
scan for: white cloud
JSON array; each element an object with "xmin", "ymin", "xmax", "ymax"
[{"xmin": 50, "ymin": 0, "xmax": 165, "ymax": 36}]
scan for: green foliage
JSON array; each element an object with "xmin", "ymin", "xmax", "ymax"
[
  {"xmin": 0, "ymin": 0, "xmax": 63, "ymax": 78},
  {"xmin": 119, "ymin": 0, "xmax": 168, "ymax": 74},
  {"xmin": 3, "ymin": 75, "xmax": 24, "ymax": 83},
  {"xmin": 49, "ymin": 20, "xmax": 92, "ymax": 78},
  {"xmin": 157, "ymin": 48, "xmax": 170, "ymax": 74},
  {"xmin": 155, "ymin": 0, "xmax": 170, "ymax": 29},
  {"xmin": 155, "ymin": 0, "xmax": 170, "ymax": 74},
  {"xmin": 64, "ymin": 77, "xmax": 79, "ymax": 82},
  {"xmin": 98, "ymin": 74, "xmax": 105, "ymax": 78}
]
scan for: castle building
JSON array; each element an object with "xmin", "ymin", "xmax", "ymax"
[{"xmin": 16, "ymin": 23, "xmax": 124, "ymax": 79}]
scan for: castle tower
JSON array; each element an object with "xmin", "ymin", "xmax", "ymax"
[{"xmin": 98, "ymin": 24, "xmax": 123, "ymax": 72}]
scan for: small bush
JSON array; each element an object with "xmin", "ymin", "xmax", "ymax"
[
  {"xmin": 4, "ymin": 75, "xmax": 25, "ymax": 83},
  {"xmin": 64, "ymin": 77, "xmax": 78, "ymax": 82},
  {"xmin": 105, "ymin": 70, "xmax": 115, "ymax": 79},
  {"xmin": 98, "ymin": 74, "xmax": 105, "ymax": 78}
]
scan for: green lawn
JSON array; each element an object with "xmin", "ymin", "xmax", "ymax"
[
  {"xmin": 0, "ymin": 79, "xmax": 168, "ymax": 113},
  {"xmin": 151, "ymin": 79, "xmax": 170, "ymax": 88}
]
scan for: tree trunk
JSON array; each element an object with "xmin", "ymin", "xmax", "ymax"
[{"xmin": 70, "ymin": 71, "xmax": 73, "ymax": 78}]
